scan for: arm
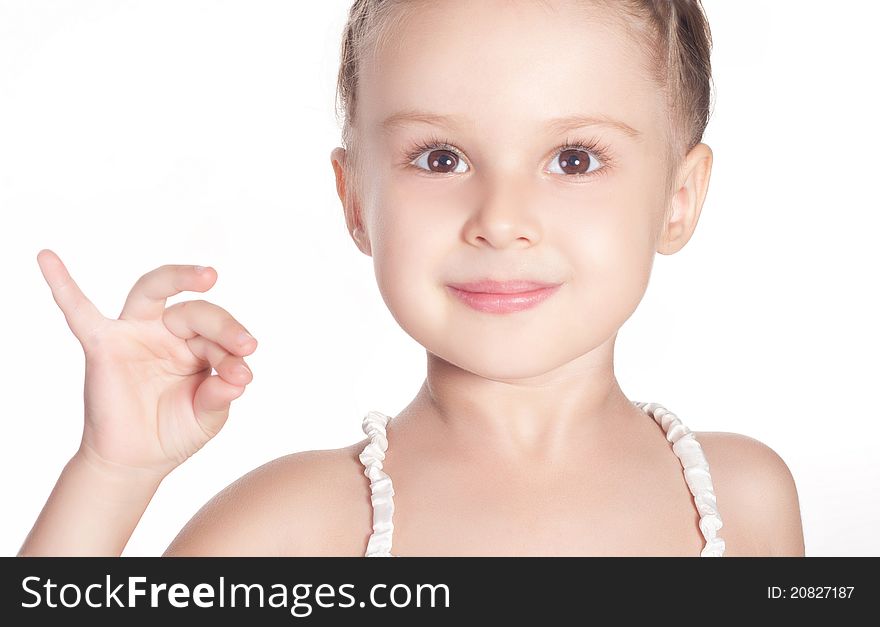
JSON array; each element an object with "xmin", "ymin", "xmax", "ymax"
[
  {"xmin": 162, "ymin": 450, "xmax": 345, "ymax": 557},
  {"xmin": 24, "ymin": 252, "xmax": 257, "ymax": 556},
  {"xmin": 163, "ymin": 455, "xmax": 296, "ymax": 557},
  {"xmin": 698, "ymin": 432, "xmax": 806, "ymax": 556},
  {"xmin": 751, "ymin": 444, "xmax": 806, "ymax": 557},
  {"xmin": 17, "ymin": 447, "xmax": 166, "ymax": 557}
]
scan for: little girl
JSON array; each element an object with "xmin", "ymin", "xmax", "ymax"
[{"xmin": 18, "ymin": 0, "xmax": 805, "ymax": 557}]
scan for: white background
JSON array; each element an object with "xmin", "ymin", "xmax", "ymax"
[{"xmin": 1, "ymin": 1, "xmax": 877, "ymax": 557}]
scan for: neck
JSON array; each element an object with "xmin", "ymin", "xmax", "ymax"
[{"xmin": 395, "ymin": 332, "xmax": 639, "ymax": 465}]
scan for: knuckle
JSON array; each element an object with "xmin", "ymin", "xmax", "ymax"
[
  {"xmin": 182, "ymin": 299, "xmax": 207, "ymax": 313},
  {"xmin": 81, "ymin": 319, "xmax": 114, "ymax": 355},
  {"xmin": 163, "ymin": 301, "xmax": 183, "ymax": 319},
  {"xmin": 209, "ymin": 301, "xmax": 230, "ymax": 316},
  {"xmin": 185, "ymin": 333, "xmax": 205, "ymax": 349}
]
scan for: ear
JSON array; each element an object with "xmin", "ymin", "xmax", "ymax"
[
  {"xmin": 657, "ymin": 142, "xmax": 713, "ymax": 255},
  {"xmin": 330, "ymin": 147, "xmax": 372, "ymax": 256}
]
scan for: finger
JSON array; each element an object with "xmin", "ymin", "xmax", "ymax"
[
  {"xmin": 192, "ymin": 374, "xmax": 245, "ymax": 439},
  {"xmin": 163, "ymin": 299, "xmax": 258, "ymax": 357},
  {"xmin": 37, "ymin": 249, "xmax": 107, "ymax": 346},
  {"xmin": 185, "ymin": 335, "xmax": 253, "ymax": 386},
  {"xmin": 119, "ymin": 264, "xmax": 217, "ymax": 321}
]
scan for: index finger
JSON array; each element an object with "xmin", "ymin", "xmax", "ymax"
[{"xmin": 119, "ymin": 264, "xmax": 216, "ymax": 321}]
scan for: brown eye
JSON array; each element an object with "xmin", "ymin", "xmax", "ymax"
[
  {"xmin": 407, "ymin": 141, "xmax": 607, "ymax": 178},
  {"xmin": 555, "ymin": 148, "xmax": 597, "ymax": 176},
  {"xmin": 410, "ymin": 148, "xmax": 468, "ymax": 174}
]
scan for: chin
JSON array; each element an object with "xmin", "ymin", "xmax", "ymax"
[{"xmin": 426, "ymin": 338, "xmax": 582, "ymax": 381}]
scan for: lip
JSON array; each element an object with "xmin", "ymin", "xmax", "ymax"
[
  {"xmin": 447, "ymin": 280, "xmax": 561, "ymax": 294},
  {"xmin": 446, "ymin": 282, "xmax": 562, "ymax": 314}
]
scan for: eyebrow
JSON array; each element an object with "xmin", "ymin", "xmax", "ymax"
[{"xmin": 379, "ymin": 109, "xmax": 642, "ymax": 139}]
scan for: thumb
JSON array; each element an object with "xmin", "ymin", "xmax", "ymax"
[
  {"xmin": 192, "ymin": 374, "xmax": 245, "ymax": 440},
  {"xmin": 37, "ymin": 249, "xmax": 106, "ymax": 347}
]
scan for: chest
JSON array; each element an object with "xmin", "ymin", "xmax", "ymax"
[
  {"xmin": 387, "ymin": 464, "xmax": 708, "ymax": 556},
  {"xmin": 291, "ymin": 428, "xmax": 752, "ymax": 557}
]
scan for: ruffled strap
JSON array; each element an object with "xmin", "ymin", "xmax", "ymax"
[
  {"xmin": 360, "ymin": 403, "xmax": 724, "ymax": 558},
  {"xmin": 633, "ymin": 401, "xmax": 726, "ymax": 557},
  {"xmin": 359, "ymin": 411, "xmax": 396, "ymax": 557}
]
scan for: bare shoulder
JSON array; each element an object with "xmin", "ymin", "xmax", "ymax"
[
  {"xmin": 163, "ymin": 440, "xmax": 372, "ymax": 557},
  {"xmin": 693, "ymin": 431, "xmax": 805, "ymax": 556}
]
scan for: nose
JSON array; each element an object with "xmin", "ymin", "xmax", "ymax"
[{"xmin": 462, "ymin": 177, "xmax": 542, "ymax": 249}]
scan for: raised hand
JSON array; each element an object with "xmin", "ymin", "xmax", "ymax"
[{"xmin": 36, "ymin": 249, "xmax": 257, "ymax": 479}]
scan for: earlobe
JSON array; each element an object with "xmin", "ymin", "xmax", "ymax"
[
  {"xmin": 352, "ymin": 225, "xmax": 372, "ymax": 256},
  {"xmin": 657, "ymin": 143, "xmax": 713, "ymax": 255}
]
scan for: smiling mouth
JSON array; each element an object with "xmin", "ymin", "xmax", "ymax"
[
  {"xmin": 446, "ymin": 279, "xmax": 563, "ymax": 294},
  {"xmin": 446, "ymin": 283, "xmax": 562, "ymax": 314}
]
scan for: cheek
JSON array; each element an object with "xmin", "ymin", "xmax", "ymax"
[
  {"xmin": 572, "ymin": 211, "xmax": 653, "ymax": 281},
  {"xmin": 369, "ymin": 196, "xmax": 450, "ymax": 331},
  {"xmin": 556, "ymin": 198, "xmax": 657, "ymax": 329}
]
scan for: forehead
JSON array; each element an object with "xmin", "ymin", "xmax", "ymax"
[{"xmin": 358, "ymin": 0, "xmax": 662, "ymax": 141}]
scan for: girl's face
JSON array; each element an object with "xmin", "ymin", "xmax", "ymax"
[{"xmin": 336, "ymin": 0, "xmax": 710, "ymax": 381}]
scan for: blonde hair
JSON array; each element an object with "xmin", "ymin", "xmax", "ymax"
[{"xmin": 335, "ymin": 0, "xmax": 714, "ymax": 205}]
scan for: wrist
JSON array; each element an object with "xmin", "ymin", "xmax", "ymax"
[
  {"xmin": 18, "ymin": 447, "xmax": 167, "ymax": 557},
  {"xmin": 72, "ymin": 444, "xmax": 169, "ymax": 490}
]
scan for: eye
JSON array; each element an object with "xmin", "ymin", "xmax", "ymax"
[
  {"xmin": 547, "ymin": 141, "xmax": 606, "ymax": 176},
  {"xmin": 404, "ymin": 135, "xmax": 614, "ymax": 179},
  {"xmin": 406, "ymin": 138, "xmax": 469, "ymax": 174}
]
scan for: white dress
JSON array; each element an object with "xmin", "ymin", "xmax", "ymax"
[{"xmin": 358, "ymin": 400, "xmax": 725, "ymax": 557}]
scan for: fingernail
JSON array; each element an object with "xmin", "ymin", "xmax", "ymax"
[
  {"xmin": 238, "ymin": 331, "xmax": 256, "ymax": 344},
  {"xmin": 194, "ymin": 265, "xmax": 208, "ymax": 273},
  {"xmin": 237, "ymin": 363, "xmax": 252, "ymax": 376}
]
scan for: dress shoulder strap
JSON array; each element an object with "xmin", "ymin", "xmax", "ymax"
[
  {"xmin": 633, "ymin": 401, "xmax": 726, "ymax": 557},
  {"xmin": 359, "ymin": 402, "xmax": 725, "ymax": 557},
  {"xmin": 359, "ymin": 411, "xmax": 396, "ymax": 557}
]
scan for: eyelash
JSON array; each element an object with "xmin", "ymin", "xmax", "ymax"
[{"xmin": 403, "ymin": 134, "xmax": 615, "ymax": 179}]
